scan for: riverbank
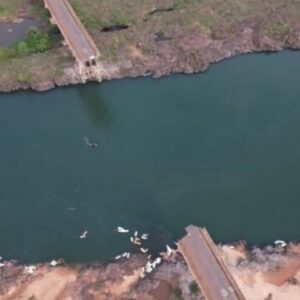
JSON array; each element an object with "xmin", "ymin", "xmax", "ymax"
[
  {"xmin": 1, "ymin": 243, "xmax": 300, "ymax": 300},
  {"xmin": 1, "ymin": 0, "xmax": 300, "ymax": 92}
]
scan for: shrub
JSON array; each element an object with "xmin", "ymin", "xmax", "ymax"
[
  {"xmin": 189, "ymin": 281, "xmax": 200, "ymax": 295},
  {"xmin": 16, "ymin": 41, "xmax": 31, "ymax": 56},
  {"xmin": 170, "ymin": 287, "xmax": 183, "ymax": 300},
  {"xmin": 25, "ymin": 28, "xmax": 50, "ymax": 52},
  {"xmin": 16, "ymin": 28, "xmax": 50, "ymax": 56}
]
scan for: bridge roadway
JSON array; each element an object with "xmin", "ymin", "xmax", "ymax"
[
  {"xmin": 178, "ymin": 226, "xmax": 246, "ymax": 300},
  {"xmin": 44, "ymin": 0, "xmax": 99, "ymax": 65}
]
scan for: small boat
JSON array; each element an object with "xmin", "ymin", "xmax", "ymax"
[{"xmin": 140, "ymin": 248, "xmax": 149, "ymax": 253}]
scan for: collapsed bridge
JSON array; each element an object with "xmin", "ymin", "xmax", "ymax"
[{"xmin": 44, "ymin": 0, "xmax": 102, "ymax": 82}]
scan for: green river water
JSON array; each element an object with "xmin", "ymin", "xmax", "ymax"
[{"xmin": 1, "ymin": 51, "xmax": 300, "ymax": 263}]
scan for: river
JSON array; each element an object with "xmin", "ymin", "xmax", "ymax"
[{"xmin": 1, "ymin": 51, "xmax": 300, "ymax": 263}]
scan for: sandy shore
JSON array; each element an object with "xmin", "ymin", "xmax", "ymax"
[{"xmin": 1, "ymin": 243, "xmax": 300, "ymax": 300}]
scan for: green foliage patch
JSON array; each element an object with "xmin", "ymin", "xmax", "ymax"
[
  {"xmin": 189, "ymin": 281, "xmax": 200, "ymax": 295},
  {"xmin": 16, "ymin": 28, "xmax": 50, "ymax": 56}
]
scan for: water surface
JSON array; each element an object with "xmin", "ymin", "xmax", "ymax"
[
  {"xmin": 0, "ymin": 18, "xmax": 41, "ymax": 47},
  {"xmin": 1, "ymin": 51, "xmax": 300, "ymax": 262}
]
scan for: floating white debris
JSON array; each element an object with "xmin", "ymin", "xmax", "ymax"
[
  {"xmin": 134, "ymin": 231, "xmax": 138, "ymax": 237},
  {"xmin": 49, "ymin": 260, "xmax": 58, "ymax": 267},
  {"xmin": 117, "ymin": 226, "xmax": 129, "ymax": 233},
  {"xmin": 25, "ymin": 265, "xmax": 36, "ymax": 274},
  {"xmin": 140, "ymin": 248, "xmax": 149, "ymax": 254},
  {"xmin": 274, "ymin": 240, "xmax": 287, "ymax": 247},
  {"xmin": 121, "ymin": 252, "xmax": 130, "ymax": 259},
  {"xmin": 80, "ymin": 230, "xmax": 88, "ymax": 239},
  {"xmin": 130, "ymin": 236, "xmax": 142, "ymax": 245},
  {"xmin": 134, "ymin": 238, "xmax": 142, "ymax": 246},
  {"xmin": 141, "ymin": 234, "xmax": 149, "ymax": 240},
  {"xmin": 115, "ymin": 255, "xmax": 122, "ymax": 260}
]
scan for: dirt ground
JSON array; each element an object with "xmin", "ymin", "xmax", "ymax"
[
  {"xmin": 1, "ymin": 244, "xmax": 300, "ymax": 300},
  {"xmin": 1, "ymin": 0, "xmax": 300, "ymax": 92},
  {"xmin": 222, "ymin": 244, "xmax": 300, "ymax": 300}
]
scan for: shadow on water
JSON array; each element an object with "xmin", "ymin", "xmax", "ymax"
[{"xmin": 77, "ymin": 84, "xmax": 113, "ymax": 129}]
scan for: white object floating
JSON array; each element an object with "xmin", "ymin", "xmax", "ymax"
[
  {"xmin": 80, "ymin": 230, "xmax": 88, "ymax": 239},
  {"xmin": 141, "ymin": 234, "xmax": 149, "ymax": 240},
  {"xmin": 274, "ymin": 240, "xmax": 287, "ymax": 247},
  {"xmin": 121, "ymin": 252, "xmax": 130, "ymax": 259},
  {"xmin": 130, "ymin": 236, "xmax": 142, "ymax": 245},
  {"xmin": 134, "ymin": 231, "xmax": 138, "ymax": 237},
  {"xmin": 117, "ymin": 226, "xmax": 129, "ymax": 233},
  {"xmin": 140, "ymin": 247, "xmax": 149, "ymax": 253},
  {"xmin": 115, "ymin": 255, "xmax": 122, "ymax": 260},
  {"xmin": 25, "ymin": 265, "xmax": 36, "ymax": 274},
  {"xmin": 134, "ymin": 238, "xmax": 142, "ymax": 245},
  {"xmin": 49, "ymin": 260, "xmax": 58, "ymax": 267}
]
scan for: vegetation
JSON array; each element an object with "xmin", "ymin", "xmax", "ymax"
[
  {"xmin": 189, "ymin": 281, "xmax": 200, "ymax": 295},
  {"xmin": 0, "ymin": 0, "xmax": 299, "ymax": 87},
  {"xmin": 169, "ymin": 287, "xmax": 183, "ymax": 300},
  {"xmin": 16, "ymin": 28, "xmax": 50, "ymax": 56}
]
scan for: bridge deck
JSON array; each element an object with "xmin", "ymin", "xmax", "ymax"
[
  {"xmin": 178, "ymin": 226, "xmax": 245, "ymax": 300},
  {"xmin": 44, "ymin": 0, "xmax": 99, "ymax": 64}
]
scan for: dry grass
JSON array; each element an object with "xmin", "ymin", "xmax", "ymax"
[{"xmin": 1, "ymin": 0, "xmax": 300, "ymax": 84}]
